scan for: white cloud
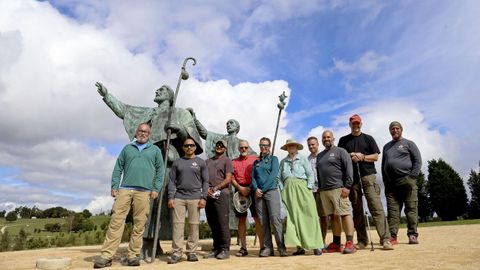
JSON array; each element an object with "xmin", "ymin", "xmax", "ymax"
[{"xmin": 86, "ymin": 195, "xmax": 114, "ymax": 214}]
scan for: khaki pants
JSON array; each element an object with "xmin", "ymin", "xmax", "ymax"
[
  {"xmin": 101, "ymin": 189, "xmax": 151, "ymax": 260},
  {"xmin": 385, "ymin": 176, "xmax": 418, "ymax": 237},
  {"xmin": 171, "ymin": 198, "xmax": 201, "ymax": 256},
  {"xmin": 349, "ymin": 174, "xmax": 390, "ymax": 244}
]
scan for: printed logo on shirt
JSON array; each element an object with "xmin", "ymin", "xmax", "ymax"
[{"xmin": 191, "ymin": 162, "xmax": 199, "ymax": 169}]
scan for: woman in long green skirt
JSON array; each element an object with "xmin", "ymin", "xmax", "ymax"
[{"xmin": 278, "ymin": 139, "xmax": 323, "ymax": 255}]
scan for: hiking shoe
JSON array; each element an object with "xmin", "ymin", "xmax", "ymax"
[
  {"xmin": 167, "ymin": 255, "xmax": 181, "ymax": 264},
  {"xmin": 408, "ymin": 235, "xmax": 419, "ymax": 244},
  {"xmin": 216, "ymin": 249, "xmax": 230, "ymax": 260},
  {"xmin": 322, "ymin": 242, "xmax": 342, "ymax": 253},
  {"xmin": 127, "ymin": 257, "xmax": 140, "ymax": 266},
  {"xmin": 187, "ymin": 253, "xmax": 198, "ymax": 262},
  {"xmin": 390, "ymin": 236, "xmax": 398, "ymax": 245},
  {"xmin": 383, "ymin": 240, "xmax": 394, "ymax": 250},
  {"xmin": 259, "ymin": 248, "xmax": 273, "ymax": 257},
  {"xmin": 203, "ymin": 250, "xmax": 219, "ymax": 259},
  {"xmin": 313, "ymin": 249, "xmax": 322, "ymax": 256},
  {"xmin": 279, "ymin": 247, "xmax": 288, "ymax": 257},
  {"xmin": 235, "ymin": 247, "xmax": 248, "ymax": 257},
  {"xmin": 93, "ymin": 257, "xmax": 112, "ymax": 268},
  {"xmin": 342, "ymin": 241, "xmax": 357, "ymax": 254},
  {"xmin": 355, "ymin": 242, "xmax": 368, "ymax": 250},
  {"xmin": 292, "ymin": 247, "xmax": 305, "ymax": 256}
]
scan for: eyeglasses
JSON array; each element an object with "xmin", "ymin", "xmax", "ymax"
[
  {"xmin": 183, "ymin": 144, "xmax": 196, "ymax": 148},
  {"xmin": 239, "ymin": 146, "xmax": 249, "ymax": 150},
  {"xmin": 259, "ymin": 144, "xmax": 270, "ymax": 148}
]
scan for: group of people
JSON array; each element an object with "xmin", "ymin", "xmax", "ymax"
[{"xmin": 93, "ymin": 113, "xmax": 422, "ymax": 268}]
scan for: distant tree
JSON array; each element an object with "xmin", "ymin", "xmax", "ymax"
[
  {"xmin": 428, "ymin": 159, "xmax": 468, "ymax": 220},
  {"xmin": 45, "ymin": 222, "xmax": 62, "ymax": 232},
  {"xmin": 13, "ymin": 228, "xmax": 27, "ymax": 250},
  {"xmin": 0, "ymin": 231, "xmax": 11, "ymax": 251},
  {"xmin": 43, "ymin": 206, "xmax": 72, "ymax": 218},
  {"xmin": 467, "ymin": 170, "xmax": 480, "ymax": 219},
  {"xmin": 31, "ymin": 206, "xmax": 43, "ymax": 218},
  {"xmin": 417, "ymin": 172, "xmax": 432, "ymax": 222},
  {"xmin": 5, "ymin": 211, "xmax": 17, "ymax": 222},
  {"xmin": 0, "ymin": 210, "xmax": 6, "ymax": 218},
  {"xmin": 81, "ymin": 209, "xmax": 92, "ymax": 219},
  {"xmin": 15, "ymin": 206, "xmax": 33, "ymax": 219}
]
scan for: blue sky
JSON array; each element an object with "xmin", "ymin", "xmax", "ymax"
[{"xmin": 0, "ymin": 0, "xmax": 478, "ymax": 213}]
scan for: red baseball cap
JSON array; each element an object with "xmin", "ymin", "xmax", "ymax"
[{"xmin": 349, "ymin": 114, "xmax": 362, "ymax": 124}]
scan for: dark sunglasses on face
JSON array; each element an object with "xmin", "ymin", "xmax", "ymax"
[
  {"xmin": 183, "ymin": 144, "xmax": 196, "ymax": 148},
  {"xmin": 239, "ymin": 146, "xmax": 249, "ymax": 150}
]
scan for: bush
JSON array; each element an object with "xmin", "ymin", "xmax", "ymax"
[
  {"xmin": 45, "ymin": 222, "xmax": 62, "ymax": 232},
  {"xmin": 5, "ymin": 211, "xmax": 17, "ymax": 222}
]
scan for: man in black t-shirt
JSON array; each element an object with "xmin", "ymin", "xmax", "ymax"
[{"xmin": 338, "ymin": 114, "xmax": 393, "ymax": 250}]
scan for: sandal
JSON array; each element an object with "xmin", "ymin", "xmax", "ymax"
[{"xmin": 235, "ymin": 247, "xmax": 248, "ymax": 257}]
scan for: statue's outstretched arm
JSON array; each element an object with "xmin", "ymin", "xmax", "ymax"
[
  {"xmin": 96, "ymin": 82, "xmax": 126, "ymax": 119},
  {"xmin": 186, "ymin": 107, "xmax": 208, "ymax": 140}
]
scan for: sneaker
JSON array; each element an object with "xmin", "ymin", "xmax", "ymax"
[
  {"xmin": 216, "ymin": 249, "xmax": 230, "ymax": 260},
  {"xmin": 203, "ymin": 250, "xmax": 219, "ymax": 259},
  {"xmin": 259, "ymin": 248, "xmax": 273, "ymax": 257},
  {"xmin": 342, "ymin": 241, "xmax": 357, "ymax": 254},
  {"xmin": 235, "ymin": 247, "xmax": 248, "ymax": 257},
  {"xmin": 408, "ymin": 235, "xmax": 419, "ymax": 244},
  {"xmin": 322, "ymin": 242, "xmax": 342, "ymax": 253},
  {"xmin": 313, "ymin": 249, "xmax": 322, "ymax": 256},
  {"xmin": 389, "ymin": 236, "xmax": 398, "ymax": 245},
  {"xmin": 383, "ymin": 240, "xmax": 394, "ymax": 250},
  {"xmin": 355, "ymin": 242, "xmax": 368, "ymax": 250},
  {"xmin": 292, "ymin": 247, "xmax": 305, "ymax": 256},
  {"xmin": 187, "ymin": 253, "xmax": 198, "ymax": 262},
  {"xmin": 279, "ymin": 247, "xmax": 288, "ymax": 257},
  {"xmin": 127, "ymin": 257, "xmax": 140, "ymax": 266},
  {"xmin": 167, "ymin": 255, "xmax": 181, "ymax": 264},
  {"xmin": 93, "ymin": 257, "xmax": 112, "ymax": 268}
]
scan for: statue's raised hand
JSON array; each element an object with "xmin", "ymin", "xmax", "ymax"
[{"xmin": 96, "ymin": 82, "xmax": 108, "ymax": 97}]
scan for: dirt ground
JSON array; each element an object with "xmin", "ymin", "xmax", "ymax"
[{"xmin": 1, "ymin": 225, "xmax": 479, "ymax": 270}]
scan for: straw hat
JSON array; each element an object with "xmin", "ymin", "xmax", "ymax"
[{"xmin": 280, "ymin": 138, "xmax": 303, "ymax": 150}]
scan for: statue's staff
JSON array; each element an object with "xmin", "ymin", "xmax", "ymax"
[
  {"xmin": 149, "ymin": 57, "xmax": 196, "ymax": 263},
  {"xmin": 271, "ymin": 91, "xmax": 287, "ymax": 156}
]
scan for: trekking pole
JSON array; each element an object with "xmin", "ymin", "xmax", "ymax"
[
  {"xmin": 356, "ymin": 162, "xmax": 375, "ymax": 251},
  {"xmin": 148, "ymin": 57, "xmax": 196, "ymax": 263}
]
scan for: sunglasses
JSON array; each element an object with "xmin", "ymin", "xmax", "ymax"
[
  {"xmin": 215, "ymin": 144, "xmax": 225, "ymax": 148},
  {"xmin": 259, "ymin": 144, "xmax": 270, "ymax": 148},
  {"xmin": 183, "ymin": 144, "xmax": 196, "ymax": 148},
  {"xmin": 239, "ymin": 146, "xmax": 249, "ymax": 150}
]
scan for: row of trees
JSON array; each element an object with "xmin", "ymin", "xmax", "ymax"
[
  {"xmin": 417, "ymin": 158, "xmax": 480, "ymax": 221},
  {"xmin": 0, "ymin": 206, "xmax": 93, "ymax": 220}
]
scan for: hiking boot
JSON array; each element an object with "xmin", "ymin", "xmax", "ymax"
[
  {"xmin": 259, "ymin": 248, "xmax": 273, "ymax": 257},
  {"xmin": 127, "ymin": 257, "xmax": 140, "ymax": 266},
  {"xmin": 279, "ymin": 247, "xmax": 288, "ymax": 257},
  {"xmin": 235, "ymin": 247, "xmax": 248, "ymax": 257},
  {"xmin": 390, "ymin": 236, "xmax": 398, "ymax": 245},
  {"xmin": 322, "ymin": 242, "xmax": 342, "ymax": 253},
  {"xmin": 216, "ymin": 249, "xmax": 230, "ymax": 260},
  {"xmin": 187, "ymin": 253, "xmax": 198, "ymax": 262},
  {"xmin": 408, "ymin": 235, "xmax": 419, "ymax": 244},
  {"xmin": 93, "ymin": 257, "xmax": 112, "ymax": 268},
  {"xmin": 167, "ymin": 255, "xmax": 181, "ymax": 264},
  {"xmin": 383, "ymin": 240, "xmax": 394, "ymax": 250},
  {"xmin": 355, "ymin": 242, "xmax": 368, "ymax": 250},
  {"xmin": 342, "ymin": 241, "xmax": 357, "ymax": 254},
  {"xmin": 292, "ymin": 247, "xmax": 305, "ymax": 256},
  {"xmin": 313, "ymin": 249, "xmax": 322, "ymax": 256},
  {"xmin": 203, "ymin": 250, "xmax": 219, "ymax": 259}
]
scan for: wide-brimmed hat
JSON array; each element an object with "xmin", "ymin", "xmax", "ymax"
[
  {"xmin": 233, "ymin": 192, "xmax": 251, "ymax": 213},
  {"xmin": 280, "ymin": 138, "xmax": 303, "ymax": 150}
]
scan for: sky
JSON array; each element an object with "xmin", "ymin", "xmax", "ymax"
[{"xmin": 0, "ymin": 0, "xmax": 479, "ymax": 214}]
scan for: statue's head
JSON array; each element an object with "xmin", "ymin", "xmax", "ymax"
[
  {"xmin": 226, "ymin": 119, "xmax": 240, "ymax": 135},
  {"xmin": 154, "ymin": 85, "xmax": 174, "ymax": 105}
]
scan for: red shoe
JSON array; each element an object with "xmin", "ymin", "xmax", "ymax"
[
  {"xmin": 342, "ymin": 241, "xmax": 356, "ymax": 254},
  {"xmin": 389, "ymin": 236, "xmax": 398, "ymax": 245},
  {"xmin": 322, "ymin": 242, "xmax": 342, "ymax": 253}
]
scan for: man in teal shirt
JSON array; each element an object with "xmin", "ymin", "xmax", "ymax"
[{"xmin": 94, "ymin": 123, "xmax": 164, "ymax": 268}]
